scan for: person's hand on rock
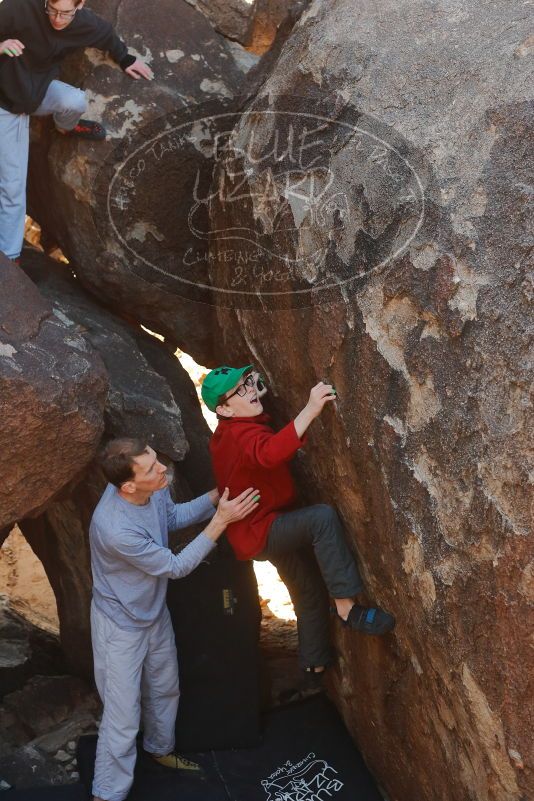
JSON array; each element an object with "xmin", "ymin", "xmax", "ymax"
[
  {"xmin": 125, "ymin": 59, "xmax": 153, "ymax": 80},
  {"xmin": 306, "ymin": 381, "xmax": 337, "ymax": 419}
]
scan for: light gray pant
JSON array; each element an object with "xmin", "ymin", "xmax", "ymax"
[
  {"xmin": 257, "ymin": 504, "xmax": 364, "ymax": 669},
  {"xmin": 0, "ymin": 79, "xmax": 86, "ymax": 259},
  {"xmin": 91, "ymin": 603, "xmax": 180, "ymax": 801}
]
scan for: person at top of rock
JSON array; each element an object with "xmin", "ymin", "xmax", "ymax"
[
  {"xmin": 202, "ymin": 365, "xmax": 396, "ymax": 684},
  {"xmin": 89, "ymin": 437, "xmax": 259, "ymax": 801},
  {"xmin": 0, "ymin": 0, "xmax": 153, "ymax": 264}
]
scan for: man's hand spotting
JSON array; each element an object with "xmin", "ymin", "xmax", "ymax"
[
  {"xmin": 203, "ymin": 487, "xmax": 260, "ymax": 542},
  {"xmin": 215, "ymin": 487, "xmax": 260, "ymax": 527}
]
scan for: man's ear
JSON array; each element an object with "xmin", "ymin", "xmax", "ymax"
[
  {"xmin": 77, "ymin": 0, "xmax": 86, "ymax": 8},
  {"xmin": 120, "ymin": 480, "xmax": 136, "ymax": 494},
  {"xmin": 215, "ymin": 403, "xmax": 233, "ymax": 418}
]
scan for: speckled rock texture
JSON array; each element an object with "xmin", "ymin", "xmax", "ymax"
[
  {"xmin": 204, "ymin": 1, "xmax": 533, "ymax": 799},
  {"xmin": 22, "ymin": 250, "xmax": 190, "ymax": 463},
  {"xmin": 27, "ymin": 0, "xmax": 247, "ymax": 365},
  {"xmin": 0, "ymin": 254, "xmax": 107, "ymax": 533}
]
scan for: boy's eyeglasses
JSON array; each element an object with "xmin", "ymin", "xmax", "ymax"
[
  {"xmin": 224, "ymin": 374, "xmax": 255, "ymax": 402},
  {"xmin": 44, "ymin": 2, "xmax": 78, "ymax": 19}
]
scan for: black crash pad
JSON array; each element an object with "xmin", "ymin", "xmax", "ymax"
[
  {"xmin": 2, "ymin": 784, "xmax": 88, "ymax": 800},
  {"xmin": 167, "ymin": 548, "xmax": 262, "ymax": 751},
  {"xmin": 77, "ymin": 694, "xmax": 383, "ymax": 801}
]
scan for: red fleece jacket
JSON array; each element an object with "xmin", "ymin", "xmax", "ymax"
[{"xmin": 209, "ymin": 414, "xmax": 306, "ymax": 560}]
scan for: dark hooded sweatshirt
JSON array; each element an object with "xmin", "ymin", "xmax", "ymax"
[{"xmin": 0, "ymin": 0, "xmax": 135, "ymax": 114}]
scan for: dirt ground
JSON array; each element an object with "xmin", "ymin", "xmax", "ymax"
[{"xmin": 0, "ymin": 526, "xmax": 59, "ymax": 634}]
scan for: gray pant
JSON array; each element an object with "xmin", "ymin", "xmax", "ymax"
[
  {"xmin": 257, "ymin": 504, "xmax": 363, "ymax": 669},
  {"xmin": 0, "ymin": 80, "xmax": 86, "ymax": 260},
  {"xmin": 91, "ymin": 603, "xmax": 179, "ymax": 801}
]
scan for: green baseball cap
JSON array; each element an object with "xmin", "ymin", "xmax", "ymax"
[{"xmin": 201, "ymin": 365, "xmax": 253, "ymax": 412}]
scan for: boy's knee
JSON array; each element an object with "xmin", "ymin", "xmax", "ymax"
[
  {"xmin": 66, "ymin": 90, "xmax": 87, "ymax": 116},
  {"xmin": 315, "ymin": 504, "xmax": 339, "ymax": 527},
  {"xmin": 316, "ymin": 503, "xmax": 335, "ymax": 517}
]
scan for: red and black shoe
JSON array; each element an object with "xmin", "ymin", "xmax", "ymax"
[{"xmin": 64, "ymin": 119, "xmax": 107, "ymax": 141}]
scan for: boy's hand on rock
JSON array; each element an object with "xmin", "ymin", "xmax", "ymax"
[
  {"xmin": 306, "ymin": 381, "xmax": 337, "ymax": 418},
  {"xmin": 1, "ymin": 39, "xmax": 25, "ymax": 57},
  {"xmin": 215, "ymin": 487, "xmax": 260, "ymax": 526},
  {"xmin": 125, "ymin": 59, "xmax": 154, "ymax": 80},
  {"xmin": 294, "ymin": 382, "xmax": 337, "ymax": 438}
]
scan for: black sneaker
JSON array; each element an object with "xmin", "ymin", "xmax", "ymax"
[
  {"xmin": 341, "ymin": 604, "xmax": 395, "ymax": 635},
  {"xmin": 303, "ymin": 666, "xmax": 326, "ymax": 692}
]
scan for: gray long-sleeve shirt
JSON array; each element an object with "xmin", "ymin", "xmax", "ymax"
[{"xmin": 89, "ymin": 484, "xmax": 216, "ymax": 629}]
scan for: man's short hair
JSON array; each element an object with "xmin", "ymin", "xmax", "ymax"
[{"xmin": 99, "ymin": 438, "xmax": 148, "ymax": 488}]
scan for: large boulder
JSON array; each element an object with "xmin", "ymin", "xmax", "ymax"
[
  {"xmin": 0, "ymin": 254, "xmax": 107, "ymax": 532},
  {"xmin": 27, "ymin": 0, "xmax": 247, "ymax": 365},
  {"xmin": 132, "ymin": 333, "xmax": 214, "ymax": 495},
  {"xmin": 22, "ymin": 250, "xmax": 190, "ymax": 462},
  {"xmin": 19, "ymin": 250, "xmax": 214, "ymax": 676},
  {"xmin": 20, "ymin": 485, "xmax": 103, "ymax": 680},
  {"xmin": 247, "ymin": 0, "xmax": 311, "ymax": 54},
  {"xmin": 181, "ymin": 0, "xmax": 310, "ymax": 53},
  {"xmin": 204, "ymin": 2, "xmax": 533, "ymax": 800},
  {"xmin": 182, "ymin": 0, "xmax": 257, "ymax": 45}
]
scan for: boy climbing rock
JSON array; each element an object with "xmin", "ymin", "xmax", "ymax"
[
  {"xmin": 201, "ymin": 365, "xmax": 395, "ymax": 679},
  {"xmin": 0, "ymin": 0, "xmax": 152, "ymax": 262}
]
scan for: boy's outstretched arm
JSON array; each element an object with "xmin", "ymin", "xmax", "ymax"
[
  {"xmin": 237, "ymin": 382, "xmax": 335, "ymax": 470},
  {"xmin": 293, "ymin": 381, "xmax": 337, "ymax": 438}
]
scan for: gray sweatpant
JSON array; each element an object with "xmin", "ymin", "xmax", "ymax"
[
  {"xmin": 256, "ymin": 504, "xmax": 363, "ymax": 669},
  {"xmin": 0, "ymin": 80, "xmax": 86, "ymax": 260},
  {"xmin": 91, "ymin": 603, "xmax": 179, "ymax": 801}
]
